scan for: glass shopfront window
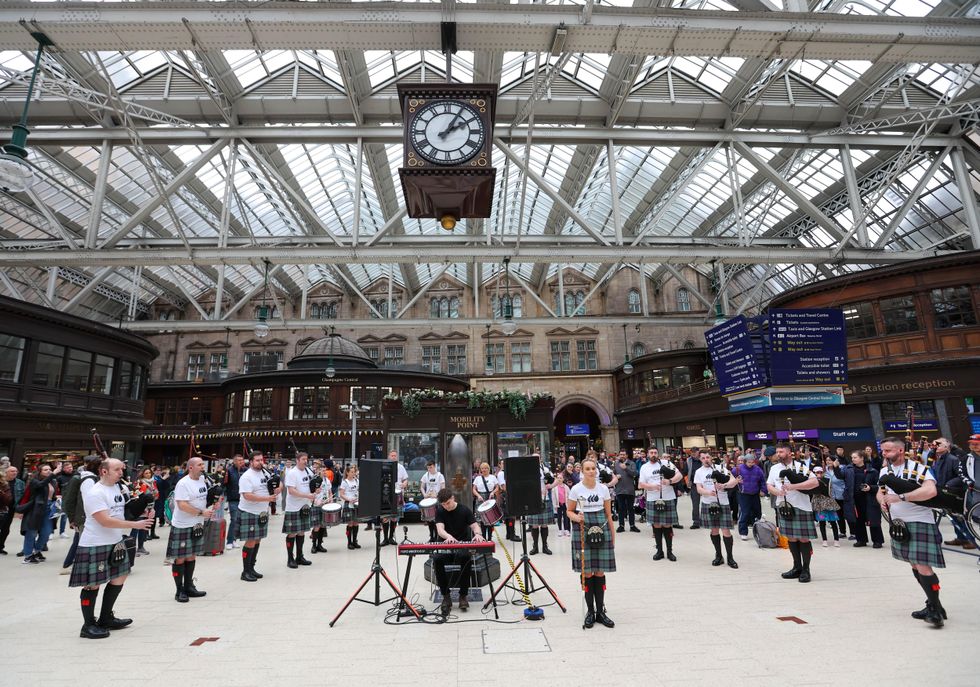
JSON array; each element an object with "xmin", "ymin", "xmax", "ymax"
[
  {"xmin": 33, "ymin": 342, "xmax": 65, "ymax": 388},
  {"xmin": 388, "ymin": 432, "xmax": 441, "ymax": 500},
  {"xmin": 0, "ymin": 334, "xmax": 25, "ymax": 383},
  {"xmin": 63, "ymin": 348, "xmax": 93, "ymax": 392},
  {"xmin": 496, "ymin": 431, "xmax": 550, "ymax": 466},
  {"xmin": 671, "ymin": 366, "xmax": 692, "ymax": 388},
  {"xmin": 91, "ymin": 355, "xmax": 115, "ymax": 395},
  {"xmin": 842, "ymin": 301, "xmax": 877, "ymax": 339},
  {"xmin": 931, "ymin": 285, "xmax": 977, "ymax": 329},
  {"xmin": 880, "ymin": 296, "xmax": 920, "ymax": 335}
]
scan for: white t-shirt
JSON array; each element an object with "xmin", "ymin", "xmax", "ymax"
[
  {"xmin": 496, "ymin": 470, "xmax": 506, "ymax": 488},
  {"xmin": 79, "ymin": 481, "xmax": 127, "ymax": 547},
  {"xmin": 171, "ymin": 474, "xmax": 208, "ymax": 528},
  {"xmin": 419, "ymin": 471, "xmax": 445, "ymax": 498},
  {"xmin": 285, "ymin": 466, "xmax": 313, "ymax": 512},
  {"xmin": 767, "ymin": 462, "xmax": 813, "ymax": 512},
  {"xmin": 238, "ymin": 468, "xmax": 271, "ymax": 515},
  {"xmin": 340, "ymin": 478, "xmax": 359, "ymax": 504},
  {"xmin": 694, "ymin": 465, "xmax": 730, "ymax": 506},
  {"xmin": 880, "ymin": 460, "xmax": 937, "ymax": 525},
  {"xmin": 638, "ymin": 460, "xmax": 677, "ymax": 501},
  {"xmin": 393, "ymin": 462, "xmax": 409, "ymax": 494},
  {"xmin": 569, "ymin": 482, "xmax": 611, "ymax": 513},
  {"xmin": 472, "ymin": 473, "xmax": 498, "ymax": 498}
]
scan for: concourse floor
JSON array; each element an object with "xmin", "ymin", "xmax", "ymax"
[{"xmin": 1, "ymin": 506, "xmax": 977, "ymax": 687}]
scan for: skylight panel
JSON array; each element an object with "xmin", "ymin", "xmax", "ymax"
[{"xmin": 562, "ymin": 53, "xmax": 611, "ymax": 92}]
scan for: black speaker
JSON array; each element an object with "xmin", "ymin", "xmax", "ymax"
[
  {"xmin": 504, "ymin": 456, "xmax": 542, "ymax": 517},
  {"xmin": 423, "ymin": 555, "xmax": 501, "ymax": 587},
  {"xmin": 358, "ymin": 459, "xmax": 397, "ymax": 519}
]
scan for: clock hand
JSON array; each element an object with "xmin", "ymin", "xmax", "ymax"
[{"xmin": 438, "ymin": 110, "xmax": 465, "ymax": 139}]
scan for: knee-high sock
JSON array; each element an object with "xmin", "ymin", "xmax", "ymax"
[
  {"xmin": 80, "ymin": 588, "xmax": 99, "ymax": 625},
  {"xmin": 800, "ymin": 541, "xmax": 812, "ymax": 572},
  {"xmin": 664, "ymin": 527, "xmax": 674, "ymax": 553},
  {"xmin": 346, "ymin": 528, "xmax": 352, "ymax": 545},
  {"xmin": 593, "ymin": 577, "xmax": 606, "ymax": 612},
  {"xmin": 171, "ymin": 562, "xmax": 184, "ymax": 592},
  {"xmin": 710, "ymin": 533, "xmax": 722, "ymax": 557},
  {"xmin": 654, "ymin": 527, "xmax": 664, "ymax": 551},
  {"xmin": 723, "ymin": 535, "xmax": 735, "ymax": 559},
  {"xmin": 789, "ymin": 540, "xmax": 802, "ymax": 569},
  {"xmin": 184, "ymin": 559, "xmax": 196, "ymax": 587},
  {"xmin": 584, "ymin": 578, "xmax": 595, "ymax": 614},
  {"xmin": 242, "ymin": 548, "xmax": 251, "ymax": 573},
  {"xmin": 98, "ymin": 583, "xmax": 123, "ymax": 623},
  {"xmin": 540, "ymin": 527, "xmax": 549, "ymax": 545},
  {"xmin": 918, "ymin": 573, "xmax": 943, "ymax": 608},
  {"xmin": 352, "ymin": 525, "xmax": 359, "ymax": 544},
  {"xmin": 531, "ymin": 528, "xmax": 540, "ymax": 548},
  {"xmin": 286, "ymin": 537, "xmax": 295, "ymax": 559},
  {"xmin": 296, "ymin": 535, "xmax": 306, "ymax": 558}
]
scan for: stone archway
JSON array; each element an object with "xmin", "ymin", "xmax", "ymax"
[{"xmin": 553, "ymin": 394, "xmax": 612, "ymax": 427}]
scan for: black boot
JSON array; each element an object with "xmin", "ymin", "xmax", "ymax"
[
  {"xmin": 427, "ymin": 523, "xmax": 438, "ymax": 543},
  {"xmin": 97, "ymin": 583, "xmax": 132, "ymax": 630},
  {"xmin": 710, "ymin": 534, "xmax": 724, "ymax": 566},
  {"xmin": 652, "ymin": 528, "xmax": 664, "ymax": 560},
  {"xmin": 506, "ymin": 520, "xmax": 520, "ymax": 542},
  {"xmin": 723, "ymin": 535, "xmax": 738, "ymax": 569},
  {"xmin": 918, "ymin": 573, "xmax": 946, "ymax": 627},
  {"xmin": 665, "ymin": 528, "xmax": 676, "ymax": 562},
  {"xmin": 347, "ymin": 528, "xmax": 355, "ymax": 550},
  {"xmin": 529, "ymin": 528, "xmax": 540, "ymax": 555},
  {"xmin": 172, "ymin": 562, "xmax": 188, "ymax": 602},
  {"xmin": 799, "ymin": 541, "xmax": 812, "ymax": 583},
  {"xmin": 541, "ymin": 528, "xmax": 552, "ymax": 555},
  {"xmin": 251, "ymin": 543, "xmax": 263, "ymax": 578},
  {"xmin": 184, "ymin": 559, "xmax": 206, "ymax": 597},
  {"xmin": 287, "ymin": 537, "xmax": 298, "ymax": 568},
  {"xmin": 593, "ymin": 577, "xmax": 614, "ymax": 628},
  {"xmin": 240, "ymin": 547, "xmax": 257, "ymax": 582},
  {"xmin": 583, "ymin": 578, "xmax": 595, "ymax": 629},
  {"xmin": 79, "ymin": 588, "xmax": 108, "ymax": 639},
  {"xmin": 352, "ymin": 525, "xmax": 360, "ymax": 549},
  {"xmin": 782, "ymin": 541, "xmax": 802, "ymax": 579},
  {"xmin": 296, "ymin": 535, "xmax": 312, "ymax": 565}
]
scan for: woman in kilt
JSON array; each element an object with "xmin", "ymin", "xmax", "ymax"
[
  {"xmin": 309, "ymin": 464, "xmax": 332, "ymax": 554},
  {"xmin": 568, "ymin": 457, "xmax": 615, "ymax": 629},
  {"xmin": 693, "ymin": 451, "xmax": 738, "ymax": 569},
  {"xmin": 69, "ymin": 458, "xmax": 153, "ymax": 639},
  {"xmin": 340, "ymin": 465, "xmax": 361, "ymax": 550},
  {"xmin": 766, "ymin": 443, "xmax": 819, "ymax": 583},
  {"xmin": 527, "ymin": 455, "xmax": 554, "ymax": 555},
  {"xmin": 638, "ymin": 447, "xmax": 683, "ymax": 562},
  {"xmin": 877, "ymin": 437, "xmax": 946, "ymax": 628}
]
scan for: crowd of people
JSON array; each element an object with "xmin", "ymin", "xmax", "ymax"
[{"xmin": 0, "ymin": 430, "xmax": 976, "ymax": 637}]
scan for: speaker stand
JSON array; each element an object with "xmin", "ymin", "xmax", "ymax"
[
  {"xmin": 329, "ymin": 527, "xmax": 420, "ymax": 626},
  {"xmin": 483, "ymin": 518, "xmax": 566, "ymax": 614}
]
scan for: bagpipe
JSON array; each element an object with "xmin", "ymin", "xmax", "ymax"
[
  {"xmin": 598, "ymin": 463, "xmax": 614, "ymax": 484},
  {"xmin": 91, "ymin": 427, "xmax": 153, "ymax": 521},
  {"xmin": 878, "ymin": 471, "xmax": 965, "ymax": 512},
  {"xmin": 204, "ymin": 473, "xmax": 225, "ymax": 507},
  {"xmin": 289, "ymin": 436, "xmax": 323, "ymax": 493}
]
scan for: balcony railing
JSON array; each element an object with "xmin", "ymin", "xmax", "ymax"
[{"xmin": 619, "ymin": 376, "xmax": 718, "ymax": 410}]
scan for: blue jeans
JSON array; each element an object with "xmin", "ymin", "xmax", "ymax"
[
  {"xmin": 737, "ymin": 492, "xmax": 762, "ymax": 536},
  {"xmin": 227, "ymin": 500, "xmax": 240, "ymax": 544},
  {"xmin": 63, "ymin": 530, "xmax": 80, "ymax": 567},
  {"xmin": 22, "ymin": 516, "xmax": 54, "ymax": 557},
  {"xmin": 59, "ymin": 513, "xmax": 69, "ymax": 535},
  {"xmin": 950, "ymin": 513, "xmax": 976, "ymax": 544}
]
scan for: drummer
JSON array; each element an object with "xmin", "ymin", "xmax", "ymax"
[
  {"xmin": 339, "ymin": 465, "xmax": 360, "ymax": 550},
  {"xmin": 419, "ymin": 460, "xmax": 445, "ymax": 542},
  {"xmin": 471, "ymin": 462, "xmax": 499, "ymax": 540}
]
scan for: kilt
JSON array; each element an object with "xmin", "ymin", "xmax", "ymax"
[
  {"xmin": 237, "ymin": 510, "xmax": 269, "ymax": 540},
  {"xmin": 69, "ymin": 543, "xmax": 131, "ymax": 588},
  {"xmin": 776, "ymin": 507, "xmax": 817, "ymax": 540},
  {"xmin": 309, "ymin": 504, "xmax": 324, "ymax": 528},
  {"xmin": 646, "ymin": 498, "xmax": 679, "ymax": 527},
  {"xmin": 526, "ymin": 493, "xmax": 554, "ymax": 527},
  {"xmin": 700, "ymin": 502, "xmax": 734, "ymax": 530},
  {"xmin": 282, "ymin": 507, "xmax": 312, "ymax": 534},
  {"xmin": 571, "ymin": 510, "xmax": 616, "ymax": 574},
  {"xmin": 891, "ymin": 520, "xmax": 945, "ymax": 568},
  {"xmin": 166, "ymin": 525, "xmax": 206, "ymax": 559}
]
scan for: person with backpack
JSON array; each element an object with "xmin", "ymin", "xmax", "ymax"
[
  {"xmin": 59, "ymin": 456, "xmax": 103, "ymax": 573},
  {"xmin": 733, "ymin": 452, "xmax": 767, "ymax": 541}
]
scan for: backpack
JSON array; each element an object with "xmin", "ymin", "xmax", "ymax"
[
  {"xmin": 753, "ymin": 516, "xmax": 779, "ymax": 549},
  {"xmin": 164, "ymin": 492, "xmax": 175, "ymax": 525},
  {"xmin": 329, "ymin": 468, "xmax": 341, "ymax": 489}
]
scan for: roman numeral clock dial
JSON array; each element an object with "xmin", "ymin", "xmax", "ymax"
[{"xmin": 410, "ymin": 100, "xmax": 486, "ymax": 165}]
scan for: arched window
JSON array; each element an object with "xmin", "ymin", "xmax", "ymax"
[
  {"xmin": 431, "ymin": 297, "xmax": 441, "ymax": 318},
  {"xmin": 449, "ymin": 296, "xmax": 460, "ymax": 318},
  {"xmin": 309, "ymin": 303, "xmax": 320, "ymax": 319},
  {"xmin": 631, "ymin": 342, "xmax": 646, "ymax": 359},
  {"xmin": 326, "ymin": 302, "xmax": 337, "ymax": 319},
  {"xmin": 439, "ymin": 297, "xmax": 449, "ymax": 319},
  {"xmin": 512, "ymin": 294, "xmax": 523, "ymax": 318},
  {"xmin": 682, "ymin": 339, "xmax": 696, "ymax": 349},
  {"xmin": 564, "ymin": 292, "xmax": 576, "ymax": 316},
  {"xmin": 491, "ymin": 295, "xmax": 500, "ymax": 319},
  {"xmin": 676, "ymin": 288, "xmax": 691, "ymax": 312},
  {"xmin": 627, "ymin": 289, "xmax": 641, "ymax": 314},
  {"xmin": 271, "ymin": 305, "xmax": 280, "ymax": 319},
  {"xmin": 554, "ymin": 291, "xmax": 561, "ymax": 313}
]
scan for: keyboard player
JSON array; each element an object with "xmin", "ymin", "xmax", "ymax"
[{"xmin": 433, "ymin": 488, "xmax": 486, "ymax": 615}]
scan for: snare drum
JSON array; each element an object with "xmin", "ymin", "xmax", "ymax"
[
  {"xmin": 419, "ymin": 497, "xmax": 438, "ymax": 522},
  {"xmin": 321, "ymin": 502, "xmax": 343, "ymax": 526},
  {"xmin": 477, "ymin": 499, "xmax": 503, "ymax": 527}
]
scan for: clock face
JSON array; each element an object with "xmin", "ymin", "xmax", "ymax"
[{"xmin": 409, "ymin": 100, "xmax": 486, "ymax": 165}]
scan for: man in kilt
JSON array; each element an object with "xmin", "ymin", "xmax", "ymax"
[
  {"xmin": 767, "ymin": 443, "xmax": 818, "ymax": 583},
  {"xmin": 283, "ymin": 452, "xmax": 316, "ymax": 569},
  {"xmin": 568, "ymin": 457, "xmax": 616, "ymax": 629},
  {"xmin": 638, "ymin": 447, "xmax": 683, "ymax": 562},
  {"xmin": 69, "ymin": 458, "xmax": 153, "ymax": 639},
  {"xmin": 877, "ymin": 436, "xmax": 947, "ymax": 628},
  {"xmin": 380, "ymin": 450, "xmax": 409, "ymax": 546},
  {"xmin": 238, "ymin": 451, "xmax": 282, "ymax": 582},
  {"xmin": 309, "ymin": 463, "xmax": 330, "ymax": 554},
  {"xmin": 693, "ymin": 451, "xmax": 738, "ymax": 569},
  {"xmin": 168, "ymin": 457, "xmax": 214, "ymax": 602},
  {"xmin": 528, "ymin": 455, "xmax": 555, "ymax": 555}
]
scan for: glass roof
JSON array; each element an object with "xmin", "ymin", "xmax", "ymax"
[{"xmin": 0, "ymin": 0, "xmax": 977, "ymax": 320}]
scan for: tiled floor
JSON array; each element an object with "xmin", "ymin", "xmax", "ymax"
[{"xmin": 1, "ymin": 509, "xmax": 977, "ymax": 687}]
